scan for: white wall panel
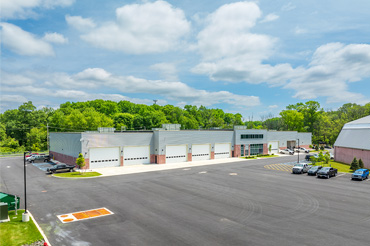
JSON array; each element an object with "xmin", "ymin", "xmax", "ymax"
[
  {"xmin": 192, "ymin": 144, "xmax": 210, "ymax": 161},
  {"xmin": 214, "ymin": 143, "xmax": 231, "ymax": 159},
  {"xmin": 90, "ymin": 147, "xmax": 120, "ymax": 169},
  {"xmin": 166, "ymin": 145, "xmax": 187, "ymax": 163},
  {"xmin": 123, "ymin": 146, "xmax": 150, "ymax": 165}
]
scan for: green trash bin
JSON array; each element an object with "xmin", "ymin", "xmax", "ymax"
[{"xmin": 0, "ymin": 192, "xmax": 20, "ymax": 210}]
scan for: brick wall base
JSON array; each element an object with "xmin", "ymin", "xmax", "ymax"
[
  {"xmin": 335, "ymin": 147, "xmax": 370, "ymax": 169},
  {"xmin": 120, "ymin": 156, "xmax": 124, "ymax": 166},
  {"xmin": 187, "ymin": 153, "xmax": 192, "ymax": 162},
  {"xmin": 211, "ymin": 151, "xmax": 215, "ymax": 159},
  {"xmin": 152, "ymin": 155, "xmax": 166, "ymax": 164},
  {"xmin": 234, "ymin": 145, "xmax": 241, "ymax": 157},
  {"xmin": 50, "ymin": 151, "xmax": 79, "ymax": 168},
  {"xmin": 263, "ymin": 143, "xmax": 268, "ymax": 155}
]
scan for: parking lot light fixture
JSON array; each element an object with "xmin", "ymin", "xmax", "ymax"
[
  {"xmin": 297, "ymin": 139, "xmax": 300, "ymax": 164},
  {"xmin": 22, "ymin": 151, "xmax": 31, "ymax": 222}
]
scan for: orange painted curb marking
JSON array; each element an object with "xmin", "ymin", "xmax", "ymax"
[{"xmin": 57, "ymin": 207, "xmax": 113, "ymax": 223}]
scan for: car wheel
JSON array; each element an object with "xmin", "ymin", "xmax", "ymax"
[{"xmin": 31, "ymin": 160, "xmax": 34, "ymax": 163}]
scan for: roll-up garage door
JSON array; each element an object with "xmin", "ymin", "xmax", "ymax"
[
  {"xmin": 192, "ymin": 144, "xmax": 210, "ymax": 161},
  {"xmin": 90, "ymin": 147, "xmax": 120, "ymax": 169},
  {"xmin": 123, "ymin": 146, "xmax": 150, "ymax": 166},
  {"xmin": 268, "ymin": 141, "xmax": 279, "ymax": 154},
  {"xmin": 166, "ymin": 145, "xmax": 187, "ymax": 163},
  {"xmin": 214, "ymin": 143, "xmax": 231, "ymax": 159}
]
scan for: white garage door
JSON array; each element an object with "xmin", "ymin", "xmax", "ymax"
[
  {"xmin": 123, "ymin": 146, "xmax": 150, "ymax": 166},
  {"xmin": 214, "ymin": 143, "xmax": 231, "ymax": 159},
  {"xmin": 268, "ymin": 141, "xmax": 279, "ymax": 154},
  {"xmin": 192, "ymin": 144, "xmax": 210, "ymax": 161},
  {"xmin": 166, "ymin": 145, "xmax": 187, "ymax": 163},
  {"xmin": 90, "ymin": 147, "xmax": 120, "ymax": 169}
]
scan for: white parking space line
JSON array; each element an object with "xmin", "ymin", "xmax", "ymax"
[
  {"xmin": 336, "ymin": 173, "xmax": 348, "ymax": 178},
  {"xmin": 229, "ymin": 173, "xmax": 238, "ymax": 176},
  {"xmin": 198, "ymin": 171, "xmax": 207, "ymax": 174}
]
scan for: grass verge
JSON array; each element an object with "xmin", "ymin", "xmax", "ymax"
[
  {"xmin": 53, "ymin": 171, "xmax": 102, "ymax": 178},
  {"xmin": 313, "ymin": 161, "xmax": 352, "ymax": 173},
  {"xmin": 0, "ymin": 210, "xmax": 43, "ymax": 246}
]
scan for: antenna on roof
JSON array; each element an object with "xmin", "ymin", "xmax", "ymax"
[{"xmin": 153, "ymin": 100, "xmax": 158, "ymax": 105}]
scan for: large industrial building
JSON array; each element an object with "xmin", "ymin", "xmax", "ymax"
[
  {"xmin": 50, "ymin": 124, "xmax": 312, "ymax": 169},
  {"xmin": 334, "ymin": 115, "xmax": 370, "ymax": 168}
]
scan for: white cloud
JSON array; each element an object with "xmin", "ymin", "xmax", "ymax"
[
  {"xmin": 1, "ymin": 68, "xmax": 260, "ymax": 108},
  {"xmin": 43, "ymin": 32, "xmax": 68, "ymax": 44},
  {"xmin": 268, "ymin": 105, "xmax": 278, "ymax": 109},
  {"xmin": 0, "ymin": 22, "xmax": 54, "ymax": 56},
  {"xmin": 80, "ymin": 0, "xmax": 191, "ymax": 54},
  {"xmin": 295, "ymin": 26, "xmax": 308, "ymax": 34},
  {"xmin": 285, "ymin": 43, "xmax": 370, "ymax": 104},
  {"xmin": 192, "ymin": 2, "xmax": 285, "ymax": 85},
  {"xmin": 1, "ymin": 0, "xmax": 75, "ymax": 20},
  {"xmin": 65, "ymin": 15, "xmax": 96, "ymax": 31},
  {"xmin": 150, "ymin": 63, "xmax": 179, "ymax": 81},
  {"xmin": 260, "ymin": 13, "xmax": 279, "ymax": 23},
  {"xmin": 281, "ymin": 2, "xmax": 296, "ymax": 11},
  {"xmin": 1, "ymin": 95, "xmax": 28, "ymax": 103}
]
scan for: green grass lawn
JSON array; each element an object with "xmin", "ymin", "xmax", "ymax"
[
  {"xmin": 313, "ymin": 161, "xmax": 352, "ymax": 173},
  {"xmin": 53, "ymin": 171, "xmax": 102, "ymax": 178},
  {"xmin": 0, "ymin": 210, "xmax": 44, "ymax": 246}
]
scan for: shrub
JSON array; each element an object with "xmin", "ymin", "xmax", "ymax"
[
  {"xmin": 309, "ymin": 145, "xmax": 313, "ymax": 149},
  {"xmin": 359, "ymin": 159, "xmax": 364, "ymax": 169},
  {"xmin": 350, "ymin": 157, "xmax": 359, "ymax": 171},
  {"xmin": 315, "ymin": 145, "xmax": 319, "ymax": 151},
  {"xmin": 320, "ymin": 146, "xmax": 324, "ymax": 151}
]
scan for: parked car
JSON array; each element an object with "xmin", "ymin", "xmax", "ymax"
[
  {"xmin": 330, "ymin": 153, "xmax": 334, "ymax": 159},
  {"xmin": 47, "ymin": 164, "xmax": 75, "ymax": 173},
  {"xmin": 307, "ymin": 166, "xmax": 322, "ymax": 176},
  {"xmin": 26, "ymin": 152, "xmax": 38, "ymax": 158},
  {"xmin": 292, "ymin": 163, "xmax": 312, "ymax": 174},
  {"xmin": 305, "ymin": 153, "xmax": 319, "ymax": 161},
  {"xmin": 324, "ymin": 146, "xmax": 332, "ymax": 149},
  {"xmin": 295, "ymin": 147, "xmax": 310, "ymax": 153},
  {"xmin": 317, "ymin": 167, "xmax": 338, "ymax": 179},
  {"xmin": 351, "ymin": 169, "xmax": 369, "ymax": 181},
  {"xmin": 26, "ymin": 154, "xmax": 50, "ymax": 163},
  {"xmin": 280, "ymin": 149, "xmax": 294, "ymax": 155}
]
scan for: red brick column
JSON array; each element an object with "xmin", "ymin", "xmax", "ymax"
[
  {"xmin": 263, "ymin": 144, "xmax": 268, "ymax": 155},
  {"xmin": 150, "ymin": 154, "xmax": 156, "ymax": 164},
  {"xmin": 120, "ymin": 156, "xmax": 124, "ymax": 166},
  {"xmin": 187, "ymin": 153, "xmax": 192, "ymax": 162},
  {"xmin": 233, "ymin": 145, "xmax": 241, "ymax": 157},
  {"xmin": 156, "ymin": 155, "xmax": 166, "ymax": 164},
  {"xmin": 248, "ymin": 144, "xmax": 251, "ymax": 156},
  {"xmin": 211, "ymin": 151, "xmax": 215, "ymax": 159},
  {"xmin": 85, "ymin": 158, "xmax": 90, "ymax": 169}
]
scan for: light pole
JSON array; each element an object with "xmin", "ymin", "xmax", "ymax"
[
  {"xmin": 297, "ymin": 139, "xmax": 300, "ymax": 163},
  {"xmin": 22, "ymin": 151, "xmax": 31, "ymax": 222}
]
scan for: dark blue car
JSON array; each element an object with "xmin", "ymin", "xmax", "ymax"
[{"xmin": 351, "ymin": 169, "xmax": 369, "ymax": 181}]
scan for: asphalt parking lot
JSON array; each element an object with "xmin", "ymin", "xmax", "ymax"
[{"xmin": 1, "ymin": 156, "xmax": 369, "ymax": 246}]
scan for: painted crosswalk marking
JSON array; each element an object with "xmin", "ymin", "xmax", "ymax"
[{"xmin": 264, "ymin": 164, "xmax": 294, "ymax": 172}]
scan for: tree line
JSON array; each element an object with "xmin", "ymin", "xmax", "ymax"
[{"xmin": 1, "ymin": 100, "xmax": 369, "ymax": 153}]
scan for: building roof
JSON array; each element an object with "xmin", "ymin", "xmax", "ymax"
[{"xmin": 334, "ymin": 115, "xmax": 370, "ymax": 150}]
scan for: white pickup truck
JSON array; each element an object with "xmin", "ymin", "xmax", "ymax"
[{"xmin": 292, "ymin": 163, "xmax": 312, "ymax": 174}]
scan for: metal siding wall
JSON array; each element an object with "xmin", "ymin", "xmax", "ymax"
[
  {"xmin": 50, "ymin": 133, "xmax": 82, "ymax": 158},
  {"xmin": 235, "ymin": 129, "xmax": 268, "ymax": 145},
  {"xmin": 297, "ymin": 132, "xmax": 312, "ymax": 147},
  {"xmin": 81, "ymin": 132, "xmax": 154, "ymax": 154},
  {"xmin": 156, "ymin": 131, "xmax": 234, "ymax": 155}
]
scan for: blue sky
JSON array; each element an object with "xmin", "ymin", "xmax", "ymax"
[{"xmin": 1, "ymin": 0, "xmax": 370, "ymax": 119}]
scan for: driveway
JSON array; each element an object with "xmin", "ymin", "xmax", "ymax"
[{"xmin": 1, "ymin": 155, "xmax": 369, "ymax": 246}]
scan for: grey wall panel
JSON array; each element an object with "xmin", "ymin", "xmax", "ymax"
[
  {"xmin": 50, "ymin": 133, "xmax": 82, "ymax": 158},
  {"xmin": 234, "ymin": 129, "xmax": 268, "ymax": 145},
  {"xmin": 297, "ymin": 132, "xmax": 312, "ymax": 146},
  {"xmin": 156, "ymin": 130, "xmax": 234, "ymax": 154},
  {"xmin": 81, "ymin": 132, "xmax": 154, "ymax": 154}
]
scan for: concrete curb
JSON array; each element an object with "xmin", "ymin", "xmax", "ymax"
[{"xmin": 29, "ymin": 211, "xmax": 52, "ymax": 246}]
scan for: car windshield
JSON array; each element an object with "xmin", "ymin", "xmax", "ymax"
[
  {"xmin": 355, "ymin": 171, "xmax": 363, "ymax": 174},
  {"xmin": 321, "ymin": 167, "xmax": 330, "ymax": 171},
  {"xmin": 295, "ymin": 164, "xmax": 304, "ymax": 167},
  {"xmin": 310, "ymin": 166, "xmax": 319, "ymax": 170}
]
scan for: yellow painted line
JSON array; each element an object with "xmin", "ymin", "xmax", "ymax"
[{"xmin": 57, "ymin": 207, "xmax": 113, "ymax": 223}]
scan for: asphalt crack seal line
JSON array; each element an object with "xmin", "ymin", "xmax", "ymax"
[{"xmin": 57, "ymin": 207, "xmax": 114, "ymax": 223}]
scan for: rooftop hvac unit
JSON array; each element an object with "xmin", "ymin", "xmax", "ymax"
[
  {"xmin": 97, "ymin": 127, "xmax": 116, "ymax": 133},
  {"xmin": 162, "ymin": 124, "xmax": 181, "ymax": 131},
  {"xmin": 234, "ymin": 125, "xmax": 247, "ymax": 130}
]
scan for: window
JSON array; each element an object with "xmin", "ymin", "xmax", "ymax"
[
  {"xmin": 241, "ymin": 134, "xmax": 264, "ymax": 139},
  {"xmin": 250, "ymin": 144, "xmax": 263, "ymax": 155}
]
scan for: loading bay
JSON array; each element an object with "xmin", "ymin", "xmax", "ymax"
[{"xmin": 0, "ymin": 156, "xmax": 369, "ymax": 246}]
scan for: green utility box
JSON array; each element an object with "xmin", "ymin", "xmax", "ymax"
[
  {"xmin": 0, "ymin": 192, "xmax": 20, "ymax": 210},
  {"xmin": 0, "ymin": 202, "xmax": 9, "ymax": 221}
]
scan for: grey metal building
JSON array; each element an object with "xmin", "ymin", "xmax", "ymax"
[
  {"xmin": 334, "ymin": 115, "xmax": 370, "ymax": 168},
  {"xmin": 50, "ymin": 125, "xmax": 311, "ymax": 169}
]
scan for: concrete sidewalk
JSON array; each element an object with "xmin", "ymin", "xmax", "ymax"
[{"xmin": 91, "ymin": 157, "xmax": 250, "ymax": 177}]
